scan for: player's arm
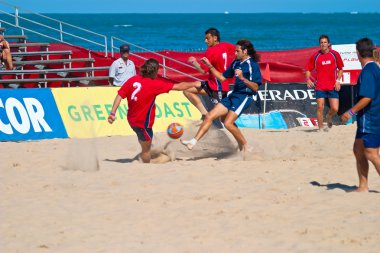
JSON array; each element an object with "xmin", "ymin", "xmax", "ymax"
[
  {"xmin": 108, "ymin": 94, "xmax": 122, "ymax": 124},
  {"xmin": 335, "ymin": 69, "xmax": 344, "ymax": 91},
  {"xmin": 235, "ymin": 69, "xmax": 260, "ymax": 92},
  {"xmin": 341, "ymin": 97, "xmax": 371, "ymax": 123},
  {"xmin": 305, "ymin": 55, "xmax": 316, "ymax": 88},
  {"xmin": 172, "ymin": 81, "xmax": 201, "ymax": 91},
  {"xmin": 200, "ymin": 57, "xmax": 226, "ymax": 82},
  {"xmin": 305, "ymin": 70, "xmax": 315, "ymax": 88},
  {"xmin": 188, "ymin": 56, "xmax": 206, "ymax": 74}
]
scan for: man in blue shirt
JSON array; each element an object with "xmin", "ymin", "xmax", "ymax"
[
  {"xmin": 181, "ymin": 39, "xmax": 262, "ymax": 153},
  {"xmin": 341, "ymin": 38, "xmax": 380, "ymax": 192}
]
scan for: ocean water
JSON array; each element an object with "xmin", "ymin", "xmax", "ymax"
[{"xmin": 1, "ymin": 13, "xmax": 379, "ymax": 52}]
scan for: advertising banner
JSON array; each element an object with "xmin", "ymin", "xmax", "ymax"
[
  {"xmin": 52, "ymin": 87, "xmax": 201, "ymax": 138},
  {"xmin": 0, "ymin": 89, "xmax": 68, "ymax": 141},
  {"xmin": 332, "ymin": 44, "xmax": 362, "ymax": 84},
  {"xmin": 202, "ymin": 83, "xmax": 355, "ymax": 129}
]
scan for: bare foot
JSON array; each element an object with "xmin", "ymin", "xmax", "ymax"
[
  {"xmin": 241, "ymin": 144, "xmax": 254, "ymax": 160},
  {"xmin": 353, "ymin": 187, "xmax": 369, "ymax": 193},
  {"xmin": 326, "ymin": 114, "xmax": 333, "ymax": 128},
  {"xmin": 242, "ymin": 145, "xmax": 253, "ymax": 153}
]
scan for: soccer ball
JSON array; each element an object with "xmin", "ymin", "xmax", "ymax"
[{"xmin": 167, "ymin": 122, "xmax": 184, "ymax": 139}]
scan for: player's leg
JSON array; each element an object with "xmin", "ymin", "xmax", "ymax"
[
  {"xmin": 316, "ymin": 97, "xmax": 325, "ymax": 130},
  {"xmin": 183, "ymin": 83, "xmax": 209, "ymax": 118},
  {"xmin": 139, "ymin": 140, "xmax": 152, "ymax": 163},
  {"xmin": 132, "ymin": 127, "xmax": 153, "ymax": 163},
  {"xmin": 2, "ymin": 48, "xmax": 13, "ymax": 69},
  {"xmin": 326, "ymin": 94, "xmax": 339, "ymax": 128},
  {"xmin": 181, "ymin": 103, "xmax": 228, "ymax": 150},
  {"xmin": 362, "ymin": 133, "xmax": 380, "ymax": 176},
  {"xmin": 365, "ymin": 147, "xmax": 380, "ymax": 176},
  {"xmin": 223, "ymin": 111, "xmax": 248, "ymax": 151},
  {"xmin": 353, "ymin": 137, "xmax": 369, "ymax": 192},
  {"xmin": 223, "ymin": 94, "xmax": 253, "ymax": 151}
]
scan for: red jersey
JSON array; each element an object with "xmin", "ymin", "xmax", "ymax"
[
  {"xmin": 201, "ymin": 42, "xmax": 236, "ymax": 92},
  {"xmin": 118, "ymin": 75, "xmax": 174, "ymax": 128},
  {"xmin": 306, "ymin": 49, "xmax": 344, "ymax": 91}
]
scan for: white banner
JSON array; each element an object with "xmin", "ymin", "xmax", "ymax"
[{"xmin": 332, "ymin": 44, "xmax": 361, "ymax": 71}]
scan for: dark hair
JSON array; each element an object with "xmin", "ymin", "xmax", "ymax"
[
  {"xmin": 205, "ymin": 28, "xmax": 220, "ymax": 42},
  {"xmin": 236, "ymin": 39, "xmax": 260, "ymax": 62},
  {"xmin": 140, "ymin": 58, "xmax": 159, "ymax": 79},
  {"xmin": 319, "ymin": 34, "xmax": 330, "ymax": 44},
  {"xmin": 356, "ymin": 38, "xmax": 375, "ymax": 58}
]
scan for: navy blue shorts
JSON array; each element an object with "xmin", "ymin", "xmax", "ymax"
[
  {"xmin": 220, "ymin": 92, "xmax": 253, "ymax": 117},
  {"xmin": 356, "ymin": 131, "xmax": 380, "ymax": 148},
  {"xmin": 131, "ymin": 127, "xmax": 153, "ymax": 142},
  {"xmin": 315, "ymin": 90, "xmax": 339, "ymax": 99}
]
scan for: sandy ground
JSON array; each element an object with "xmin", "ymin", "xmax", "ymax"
[{"xmin": 1, "ymin": 123, "xmax": 380, "ymax": 253}]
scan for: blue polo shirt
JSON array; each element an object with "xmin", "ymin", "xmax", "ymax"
[
  {"xmin": 356, "ymin": 61, "xmax": 380, "ymax": 134},
  {"xmin": 223, "ymin": 58, "xmax": 262, "ymax": 94}
]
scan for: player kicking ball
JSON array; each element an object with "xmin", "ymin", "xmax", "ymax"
[
  {"xmin": 108, "ymin": 58, "xmax": 200, "ymax": 163},
  {"xmin": 181, "ymin": 39, "xmax": 262, "ymax": 153}
]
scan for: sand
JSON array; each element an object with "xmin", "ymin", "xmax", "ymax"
[{"xmin": 1, "ymin": 123, "xmax": 380, "ymax": 253}]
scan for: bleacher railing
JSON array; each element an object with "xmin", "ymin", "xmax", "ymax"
[
  {"xmin": 0, "ymin": 0, "xmax": 201, "ymax": 81},
  {"xmin": 0, "ymin": 1, "xmax": 108, "ymax": 56},
  {"xmin": 111, "ymin": 36, "xmax": 201, "ymax": 81}
]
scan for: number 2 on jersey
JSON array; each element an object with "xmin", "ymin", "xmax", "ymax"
[{"xmin": 131, "ymin": 82, "xmax": 141, "ymax": 101}]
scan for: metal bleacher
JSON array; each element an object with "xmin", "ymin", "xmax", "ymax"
[
  {"xmin": 0, "ymin": 1, "xmax": 201, "ymax": 88},
  {"xmin": 0, "ymin": 24, "xmax": 110, "ymax": 88}
]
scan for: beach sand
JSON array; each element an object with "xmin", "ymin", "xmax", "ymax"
[{"xmin": 1, "ymin": 124, "xmax": 380, "ymax": 253}]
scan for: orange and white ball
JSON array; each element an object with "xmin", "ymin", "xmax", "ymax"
[{"xmin": 167, "ymin": 122, "xmax": 184, "ymax": 139}]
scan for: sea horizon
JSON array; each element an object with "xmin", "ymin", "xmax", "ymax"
[{"xmin": 1, "ymin": 13, "xmax": 379, "ymax": 52}]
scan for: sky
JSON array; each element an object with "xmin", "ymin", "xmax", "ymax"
[{"xmin": 2, "ymin": 0, "xmax": 380, "ymax": 13}]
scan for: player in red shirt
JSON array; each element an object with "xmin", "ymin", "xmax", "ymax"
[
  {"xmin": 185, "ymin": 28, "xmax": 235, "ymax": 120},
  {"xmin": 305, "ymin": 34, "xmax": 344, "ymax": 130},
  {"xmin": 108, "ymin": 58, "xmax": 200, "ymax": 163}
]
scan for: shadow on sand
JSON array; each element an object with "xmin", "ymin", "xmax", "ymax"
[
  {"xmin": 104, "ymin": 156, "xmax": 139, "ymax": 164},
  {"xmin": 310, "ymin": 181, "xmax": 380, "ymax": 193}
]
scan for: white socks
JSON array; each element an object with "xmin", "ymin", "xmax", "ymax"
[{"xmin": 182, "ymin": 138, "xmax": 197, "ymax": 147}]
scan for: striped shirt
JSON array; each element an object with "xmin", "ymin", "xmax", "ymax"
[{"xmin": 223, "ymin": 58, "xmax": 262, "ymax": 94}]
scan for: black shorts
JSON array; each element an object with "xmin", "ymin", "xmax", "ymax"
[
  {"xmin": 200, "ymin": 81, "xmax": 228, "ymax": 105},
  {"xmin": 131, "ymin": 126, "xmax": 153, "ymax": 142}
]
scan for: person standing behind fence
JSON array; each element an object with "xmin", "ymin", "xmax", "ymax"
[
  {"xmin": 184, "ymin": 28, "xmax": 235, "ymax": 121},
  {"xmin": 341, "ymin": 38, "xmax": 380, "ymax": 192},
  {"xmin": 109, "ymin": 44, "xmax": 136, "ymax": 86},
  {"xmin": 305, "ymin": 34, "xmax": 344, "ymax": 131}
]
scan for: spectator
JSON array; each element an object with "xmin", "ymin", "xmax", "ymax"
[
  {"xmin": 0, "ymin": 35, "xmax": 13, "ymax": 70},
  {"xmin": 109, "ymin": 44, "xmax": 136, "ymax": 86}
]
